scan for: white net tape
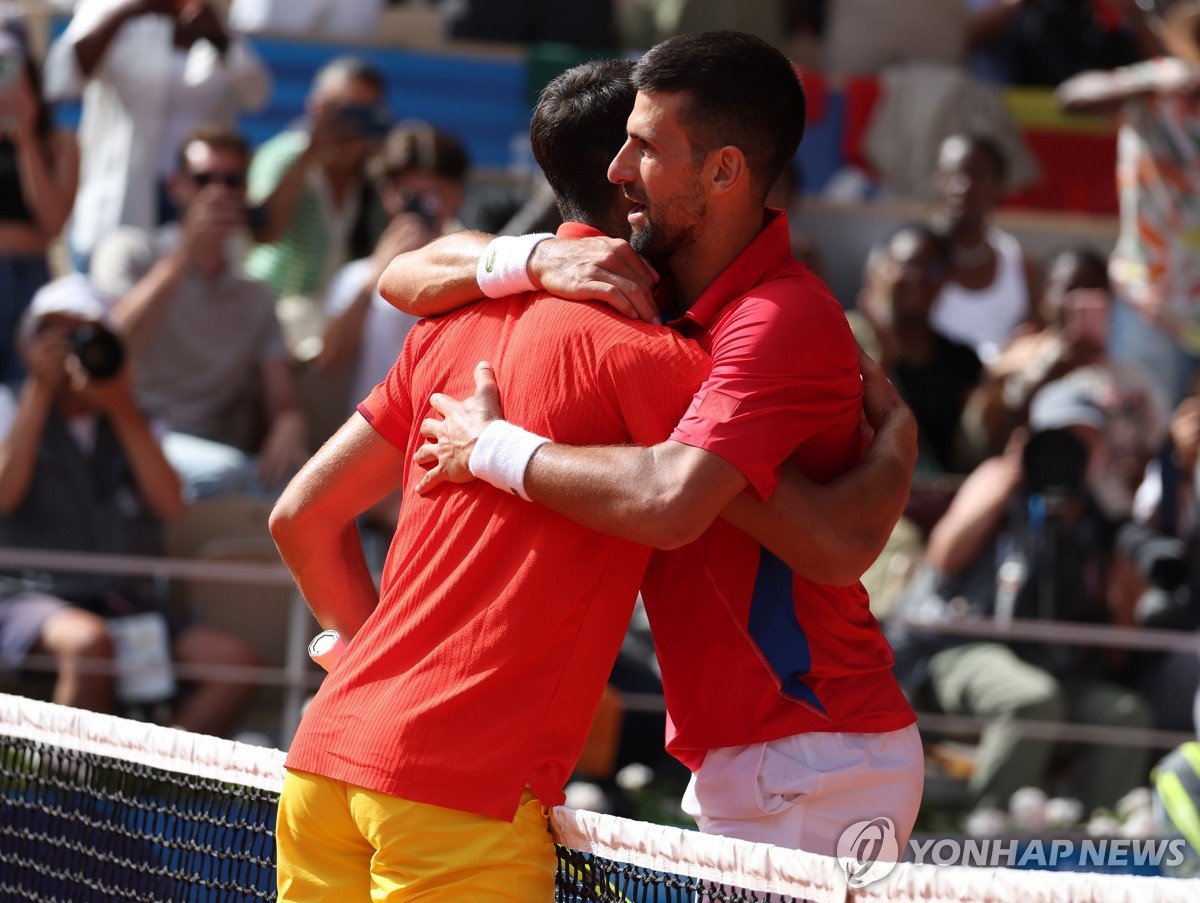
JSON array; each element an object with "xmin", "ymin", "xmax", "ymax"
[{"xmin": 4, "ymin": 693, "xmax": 1200, "ymax": 901}]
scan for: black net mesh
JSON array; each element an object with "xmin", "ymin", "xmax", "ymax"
[
  {"xmin": 555, "ymin": 846, "xmax": 811, "ymax": 902},
  {"xmin": 0, "ymin": 736, "xmax": 279, "ymax": 902}
]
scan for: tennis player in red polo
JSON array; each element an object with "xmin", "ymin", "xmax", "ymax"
[
  {"xmin": 412, "ymin": 32, "xmax": 923, "ymax": 859},
  {"xmin": 269, "ymin": 62, "xmax": 714, "ymax": 901}
]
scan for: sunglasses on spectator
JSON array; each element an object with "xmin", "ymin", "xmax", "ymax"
[{"xmin": 188, "ymin": 171, "xmax": 246, "ymax": 189}]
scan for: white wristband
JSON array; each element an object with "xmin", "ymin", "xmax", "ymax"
[
  {"xmin": 308, "ymin": 630, "xmax": 347, "ymax": 672},
  {"xmin": 468, "ymin": 419, "xmax": 550, "ymax": 501},
  {"xmin": 476, "ymin": 233, "xmax": 555, "ymax": 299}
]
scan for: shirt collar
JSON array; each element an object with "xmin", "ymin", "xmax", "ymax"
[
  {"xmin": 557, "ymin": 221, "xmax": 606, "ymax": 239},
  {"xmin": 667, "ymin": 207, "xmax": 792, "ymax": 335}
]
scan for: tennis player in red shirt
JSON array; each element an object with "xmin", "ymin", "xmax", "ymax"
[
  {"xmin": 270, "ymin": 59, "xmax": 914, "ymax": 900},
  {"xmin": 410, "ymin": 32, "xmax": 924, "ymax": 859}
]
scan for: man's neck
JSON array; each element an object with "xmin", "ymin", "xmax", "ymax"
[{"xmin": 672, "ymin": 205, "xmax": 767, "ymax": 308}]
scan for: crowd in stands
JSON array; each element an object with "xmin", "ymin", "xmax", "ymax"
[{"xmin": 3, "ymin": 0, "xmax": 1200, "ymax": 833}]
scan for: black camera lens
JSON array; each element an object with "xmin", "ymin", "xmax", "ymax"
[{"xmin": 70, "ymin": 323, "xmax": 125, "ymax": 381}]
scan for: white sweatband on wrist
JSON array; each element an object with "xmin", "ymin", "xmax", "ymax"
[
  {"xmin": 308, "ymin": 630, "xmax": 347, "ymax": 672},
  {"xmin": 469, "ymin": 419, "xmax": 550, "ymax": 501},
  {"xmin": 477, "ymin": 233, "xmax": 555, "ymax": 299}
]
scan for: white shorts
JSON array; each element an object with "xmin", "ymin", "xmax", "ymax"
[{"xmin": 681, "ymin": 724, "xmax": 924, "ymax": 858}]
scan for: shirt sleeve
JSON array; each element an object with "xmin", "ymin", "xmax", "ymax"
[
  {"xmin": 247, "ymin": 132, "xmax": 306, "ymax": 204},
  {"xmin": 0, "ymin": 386, "xmax": 16, "ymax": 444},
  {"xmin": 324, "ymin": 259, "xmax": 371, "ymax": 317},
  {"xmin": 89, "ymin": 228, "xmax": 158, "ymax": 299},
  {"xmin": 598, "ymin": 332, "xmax": 710, "ymax": 446},
  {"xmin": 356, "ymin": 326, "xmax": 419, "ymax": 452},
  {"xmin": 670, "ymin": 284, "xmax": 864, "ymax": 500},
  {"xmin": 41, "ymin": 0, "xmax": 129, "ymax": 100},
  {"xmin": 225, "ymin": 37, "xmax": 272, "ymax": 113}
]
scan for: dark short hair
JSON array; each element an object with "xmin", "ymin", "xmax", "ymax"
[
  {"xmin": 177, "ymin": 123, "xmax": 250, "ymax": 173},
  {"xmin": 530, "ymin": 59, "xmax": 636, "ymax": 225},
  {"xmin": 370, "ymin": 122, "xmax": 470, "ymax": 184},
  {"xmin": 313, "ymin": 56, "xmax": 385, "ymax": 97},
  {"xmin": 1048, "ymin": 246, "xmax": 1109, "ymax": 291},
  {"xmin": 942, "ymin": 132, "xmax": 1009, "ymax": 185},
  {"xmin": 631, "ymin": 31, "xmax": 805, "ymax": 197},
  {"xmin": 886, "ymin": 222, "xmax": 952, "ymax": 263}
]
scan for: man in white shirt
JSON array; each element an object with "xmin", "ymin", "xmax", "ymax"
[{"xmin": 43, "ymin": 0, "xmax": 270, "ymax": 272}]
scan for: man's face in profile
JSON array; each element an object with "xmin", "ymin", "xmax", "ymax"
[{"xmin": 607, "ymin": 90, "xmax": 708, "ymax": 263}]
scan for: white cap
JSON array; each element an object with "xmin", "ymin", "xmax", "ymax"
[{"xmin": 19, "ymin": 274, "xmax": 113, "ymax": 346}]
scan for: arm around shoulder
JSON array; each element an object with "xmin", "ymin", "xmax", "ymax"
[
  {"xmin": 378, "ymin": 230, "xmax": 493, "ymax": 317},
  {"xmin": 524, "ymin": 439, "xmax": 749, "ymax": 549}
]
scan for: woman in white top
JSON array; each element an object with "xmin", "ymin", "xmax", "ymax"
[
  {"xmin": 42, "ymin": 0, "xmax": 270, "ymax": 272},
  {"xmin": 928, "ymin": 132, "xmax": 1041, "ymax": 366}
]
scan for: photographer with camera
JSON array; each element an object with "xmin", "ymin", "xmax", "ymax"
[
  {"xmin": 318, "ymin": 124, "xmax": 469, "ymax": 406},
  {"xmin": 0, "ymin": 23, "xmax": 78, "ymax": 388},
  {"xmin": 43, "ymin": 0, "xmax": 269, "ymax": 274},
  {"xmin": 90, "ymin": 124, "xmax": 308, "ymax": 501},
  {"xmin": 0, "ymin": 275, "xmax": 258, "ymax": 735},
  {"xmin": 245, "ymin": 56, "xmax": 391, "ymax": 361},
  {"xmin": 303, "ymin": 123, "xmax": 469, "ymax": 530},
  {"xmin": 889, "ymin": 376, "xmax": 1154, "ymax": 812}
]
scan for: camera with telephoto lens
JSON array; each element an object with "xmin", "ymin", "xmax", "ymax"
[{"xmin": 70, "ymin": 323, "xmax": 125, "ymax": 381}]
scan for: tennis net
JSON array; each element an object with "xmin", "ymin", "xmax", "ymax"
[{"xmin": 3, "ymin": 692, "xmax": 1200, "ymax": 902}]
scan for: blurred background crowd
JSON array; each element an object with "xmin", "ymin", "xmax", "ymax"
[{"xmin": 4, "ymin": 0, "xmax": 1200, "ymax": 860}]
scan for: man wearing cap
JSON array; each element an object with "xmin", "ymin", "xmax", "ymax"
[
  {"xmin": 889, "ymin": 375, "xmax": 1154, "ymax": 813},
  {"xmin": 1058, "ymin": 1, "xmax": 1200, "ymax": 410},
  {"xmin": 0, "ymin": 275, "xmax": 258, "ymax": 734}
]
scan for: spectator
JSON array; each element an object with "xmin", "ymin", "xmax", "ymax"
[
  {"xmin": 889, "ymin": 377, "xmax": 1154, "ymax": 812},
  {"xmin": 0, "ymin": 275, "xmax": 258, "ymax": 735},
  {"xmin": 311, "ymin": 123, "xmax": 470, "ymax": 528},
  {"xmin": 317, "ymin": 123, "xmax": 470, "ymax": 411},
  {"xmin": 228, "ymin": 0, "xmax": 384, "ymax": 38},
  {"xmin": 966, "ymin": 0, "xmax": 1163, "ymax": 87},
  {"xmin": 985, "ymin": 247, "xmax": 1168, "ymax": 510},
  {"xmin": 1125, "ymin": 390, "xmax": 1200, "ymax": 735},
  {"xmin": 929, "ymin": 132, "xmax": 1040, "ymax": 367},
  {"xmin": 91, "ymin": 125, "xmax": 309, "ymax": 501},
  {"xmin": 245, "ymin": 56, "xmax": 391, "ymax": 361},
  {"xmin": 857, "ymin": 223, "xmax": 985, "ymax": 475},
  {"xmin": 0, "ymin": 24, "xmax": 78, "ymax": 387},
  {"xmin": 1057, "ymin": 1, "xmax": 1200, "ymax": 410},
  {"xmin": 43, "ymin": 0, "xmax": 270, "ymax": 274}
]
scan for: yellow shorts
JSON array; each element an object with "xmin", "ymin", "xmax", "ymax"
[{"xmin": 275, "ymin": 770, "xmax": 557, "ymax": 902}]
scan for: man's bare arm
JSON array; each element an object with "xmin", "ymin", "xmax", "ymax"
[
  {"xmin": 1057, "ymin": 61, "xmax": 1199, "ymax": 116},
  {"xmin": 413, "ymin": 352, "xmax": 918, "ymax": 578},
  {"xmin": 269, "ymin": 415, "xmax": 404, "ymax": 640},
  {"xmin": 720, "ymin": 352, "xmax": 917, "ymax": 585},
  {"xmin": 377, "ymin": 231, "xmax": 660, "ymax": 322}
]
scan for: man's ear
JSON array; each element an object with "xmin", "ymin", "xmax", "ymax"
[{"xmin": 707, "ymin": 146, "xmax": 748, "ymax": 198}]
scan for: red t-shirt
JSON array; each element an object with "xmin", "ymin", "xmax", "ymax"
[
  {"xmin": 644, "ymin": 209, "xmax": 916, "ymax": 770},
  {"xmin": 285, "ymin": 230, "xmax": 709, "ymax": 820}
]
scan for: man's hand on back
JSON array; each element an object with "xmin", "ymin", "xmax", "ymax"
[
  {"xmin": 529, "ymin": 237, "xmax": 660, "ymax": 323},
  {"xmin": 413, "ymin": 361, "xmax": 505, "ymax": 492}
]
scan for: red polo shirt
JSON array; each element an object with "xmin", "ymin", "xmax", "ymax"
[
  {"xmin": 644, "ymin": 209, "xmax": 916, "ymax": 771},
  {"xmin": 285, "ymin": 223, "xmax": 710, "ymax": 820}
]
